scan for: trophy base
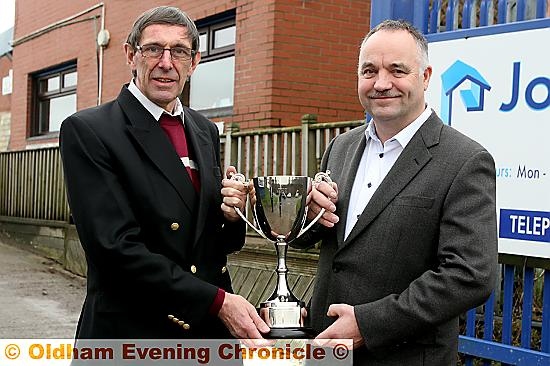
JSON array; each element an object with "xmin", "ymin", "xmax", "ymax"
[{"xmin": 265, "ymin": 327, "xmax": 317, "ymax": 339}]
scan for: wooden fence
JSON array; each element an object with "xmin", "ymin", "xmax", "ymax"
[
  {"xmin": 222, "ymin": 114, "xmax": 362, "ymax": 178},
  {"xmin": 0, "ymin": 147, "xmax": 69, "ymax": 222},
  {"xmin": 0, "ymin": 116, "xmax": 362, "ymax": 224}
]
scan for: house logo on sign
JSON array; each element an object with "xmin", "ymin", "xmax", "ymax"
[{"xmin": 440, "ymin": 60, "xmax": 491, "ymax": 125}]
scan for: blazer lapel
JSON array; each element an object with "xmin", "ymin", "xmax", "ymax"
[
  {"xmin": 118, "ymin": 87, "xmax": 197, "ymax": 213},
  {"xmin": 336, "ymin": 130, "xmax": 367, "ymax": 248},
  {"xmin": 182, "ymin": 111, "xmax": 214, "ymax": 246},
  {"xmin": 343, "ymin": 114, "xmax": 442, "ymax": 246}
]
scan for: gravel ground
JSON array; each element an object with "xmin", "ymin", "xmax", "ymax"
[{"xmin": 0, "ymin": 241, "xmax": 85, "ymax": 338}]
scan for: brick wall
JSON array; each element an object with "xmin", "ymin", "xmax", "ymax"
[
  {"xmin": 268, "ymin": 0, "xmax": 369, "ymax": 128},
  {"xmin": 8, "ymin": 0, "xmax": 370, "ymax": 149},
  {"xmin": 227, "ymin": 0, "xmax": 370, "ymax": 129},
  {"xmin": 9, "ymin": 0, "xmax": 103, "ymax": 150}
]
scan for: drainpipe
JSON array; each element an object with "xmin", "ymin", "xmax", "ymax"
[{"xmin": 96, "ymin": 3, "xmax": 108, "ymax": 105}]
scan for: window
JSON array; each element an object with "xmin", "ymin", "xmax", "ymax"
[
  {"xmin": 184, "ymin": 11, "xmax": 235, "ymax": 118},
  {"xmin": 31, "ymin": 62, "xmax": 77, "ymax": 137}
]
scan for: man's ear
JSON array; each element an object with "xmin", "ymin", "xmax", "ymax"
[
  {"xmin": 123, "ymin": 43, "xmax": 136, "ymax": 70},
  {"xmin": 423, "ymin": 65, "xmax": 433, "ymax": 91}
]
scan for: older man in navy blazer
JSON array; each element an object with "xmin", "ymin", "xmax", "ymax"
[
  {"xmin": 294, "ymin": 20, "xmax": 498, "ymax": 365},
  {"xmin": 60, "ymin": 6, "xmax": 269, "ymax": 339}
]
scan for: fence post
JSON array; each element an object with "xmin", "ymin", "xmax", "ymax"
[
  {"xmin": 301, "ymin": 114, "xmax": 317, "ymax": 176},
  {"xmin": 224, "ymin": 123, "xmax": 239, "ymax": 173}
]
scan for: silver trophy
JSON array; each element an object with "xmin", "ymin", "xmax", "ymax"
[{"xmin": 231, "ymin": 172, "xmax": 332, "ymax": 338}]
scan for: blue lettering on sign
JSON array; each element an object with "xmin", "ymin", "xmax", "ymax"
[
  {"xmin": 500, "ymin": 209, "xmax": 550, "ymax": 243},
  {"xmin": 500, "ymin": 62, "xmax": 550, "ymax": 112}
]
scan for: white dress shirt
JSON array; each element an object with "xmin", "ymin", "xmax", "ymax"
[
  {"xmin": 128, "ymin": 80, "xmax": 184, "ymax": 121},
  {"xmin": 344, "ymin": 106, "xmax": 433, "ymax": 240}
]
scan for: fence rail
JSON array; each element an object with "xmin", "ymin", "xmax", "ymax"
[
  {"xmin": 428, "ymin": 0, "xmax": 547, "ymax": 33},
  {"xmin": 461, "ymin": 257, "xmax": 550, "ymax": 365},
  {"xmin": 371, "ymin": 0, "xmax": 548, "ymax": 35}
]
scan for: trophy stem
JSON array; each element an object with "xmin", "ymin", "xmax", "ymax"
[
  {"xmin": 270, "ymin": 237, "xmax": 297, "ymax": 302},
  {"xmin": 276, "ymin": 236, "xmax": 287, "ymax": 273}
]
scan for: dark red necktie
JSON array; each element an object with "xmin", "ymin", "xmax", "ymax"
[{"xmin": 159, "ymin": 114, "xmax": 200, "ymax": 192}]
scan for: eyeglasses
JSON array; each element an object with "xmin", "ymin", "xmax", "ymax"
[{"xmin": 136, "ymin": 44, "xmax": 195, "ymax": 61}]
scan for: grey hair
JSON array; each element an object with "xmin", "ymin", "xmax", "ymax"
[
  {"xmin": 360, "ymin": 19, "xmax": 429, "ymax": 71},
  {"xmin": 126, "ymin": 6, "xmax": 199, "ymax": 52}
]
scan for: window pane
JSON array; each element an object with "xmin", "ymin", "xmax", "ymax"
[
  {"xmin": 199, "ymin": 33, "xmax": 207, "ymax": 53},
  {"xmin": 213, "ymin": 26, "xmax": 236, "ymax": 49},
  {"xmin": 39, "ymin": 79, "xmax": 49, "ymax": 93},
  {"xmin": 47, "ymin": 76, "xmax": 59, "ymax": 91},
  {"xmin": 48, "ymin": 94, "xmax": 76, "ymax": 132},
  {"xmin": 38, "ymin": 101, "xmax": 50, "ymax": 133},
  {"xmin": 63, "ymin": 72, "xmax": 77, "ymax": 88},
  {"xmin": 190, "ymin": 56, "xmax": 234, "ymax": 110}
]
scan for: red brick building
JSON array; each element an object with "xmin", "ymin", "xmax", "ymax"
[{"xmin": 7, "ymin": 0, "xmax": 370, "ymax": 150}]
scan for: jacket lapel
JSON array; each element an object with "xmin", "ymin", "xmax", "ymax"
[
  {"xmin": 118, "ymin": 87, "xmax": 197, "ymax": 213},
  {"xmin": 182, "ymin": 110, "xmax": 214, "ymax": 246},
  {"xmin": 342, "ymin": 114, "xmax": 442, "ymax": 246},
  {"xmin": 335, "ymin": 130, "xmax": 367, "ymax": 248}
]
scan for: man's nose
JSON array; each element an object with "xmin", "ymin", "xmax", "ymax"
[
  {"xmin": 158, "ymin": 49, "xmax": 173, "ymax": 69},
  {"xmin": 374, "ymin": 70, "xmax": 392, "ymax": 91}
]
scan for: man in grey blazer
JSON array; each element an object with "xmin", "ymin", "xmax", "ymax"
[{"xmin": 293, "ymin": 20, "xmax": 498, "ymax": 365}]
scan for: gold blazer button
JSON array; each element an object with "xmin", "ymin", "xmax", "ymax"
[
  {"xmin": 170, "ymin": 222, "xmax": 180, "ymax": 231},
  {"xmin": 182, "ymin": 323, "xmax": 191, "ymax": 330},
  {"xmin": 221, "ymin": 266, "xmax": 227, "ymax": 274},
  {"xmin": 190, "ymin": 265, "xmax": 197, "ymax": 274}
]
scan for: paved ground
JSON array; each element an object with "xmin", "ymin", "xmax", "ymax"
[{"xmin": 0, "ymin": 242, "xmax": 85, "ymax": 338}]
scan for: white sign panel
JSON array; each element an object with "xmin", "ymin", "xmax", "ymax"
[{"xmin": 425, "ymin": 24, "xmax": 550, "ymax": 258}]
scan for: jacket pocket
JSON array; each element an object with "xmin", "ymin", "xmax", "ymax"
[{"xmin": 394, "ymin": 195, "xmax": 434, "ymax": 208}]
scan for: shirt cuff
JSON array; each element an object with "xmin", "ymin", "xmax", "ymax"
[{"xmin": 209, "ymin": 288, "xmax": 226, "ymax": 316}]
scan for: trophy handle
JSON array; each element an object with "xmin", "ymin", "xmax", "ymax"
[
  {"xmin": 297, "ymin": 170, "xmax": 333, "ymax": 238},
  {"xmin": 229, "ymin": 173, "xmax": 268, "ymax": 240}
]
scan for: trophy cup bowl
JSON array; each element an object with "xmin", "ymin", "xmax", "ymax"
[{"xmin": 231, "ymin": 172, "xmax": 332, "ymax": 339}]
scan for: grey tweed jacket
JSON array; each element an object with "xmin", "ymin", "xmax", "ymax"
[{"xmin": 293, "ymin": 111, "xmax": 498, "ymax": 366}]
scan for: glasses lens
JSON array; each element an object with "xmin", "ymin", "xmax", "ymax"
[
  {"xmin": 170, "ymin": 47, "xmax": 192, "ymax": 60},
  {"xmin": 139, "ymin": 45, "xmax": 192, "ymax": 60},
  {"xmin": 141, "ymin": 45, "xmax": 161, "ymax": 57}
]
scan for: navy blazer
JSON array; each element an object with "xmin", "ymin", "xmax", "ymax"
[{"xmin": 60, "ymin": 86, "xmax": 245, "ymax": 338}]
